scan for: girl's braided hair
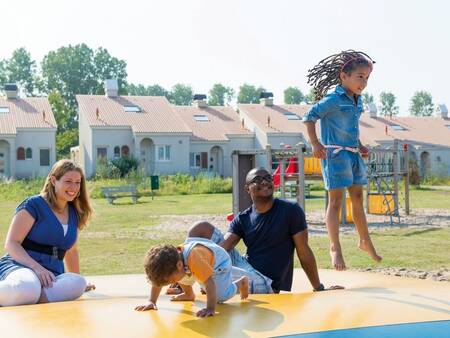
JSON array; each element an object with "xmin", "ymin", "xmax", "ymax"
[{"xmin": 307, "ymin": 50, "xmax": 375, "ymax": 102}]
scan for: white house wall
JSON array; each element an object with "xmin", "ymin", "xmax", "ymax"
[
  {"xmin": 226, "ymin": 137, "xmax": 255, "ymax": 176},
  {"xmin": 90, "ymin": 128, "xmax": 134, "ymax": 177},
  {"xmin": 15, "ymin": 129, "xmax": 56, "ymax": 178},
  {"xmin": 135, "ymin": 134, "xmax": 191, "ymax": 175},
  {"xmin": 78, "ymin": 109, "xmax": 93, "ymax": 177}
]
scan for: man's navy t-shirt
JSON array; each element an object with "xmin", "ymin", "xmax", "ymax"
[{"xmin": 228, "ymin": 198, "xmax": 307, "ymax": 291}]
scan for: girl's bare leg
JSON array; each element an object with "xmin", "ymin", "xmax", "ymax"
[
  {"xmin": 326, "ymin": 189, "xmax": 346, "ymax": 270},
  {"xmin": 347, "ymin": 185, "xmax": 382, "ymax": 263}
]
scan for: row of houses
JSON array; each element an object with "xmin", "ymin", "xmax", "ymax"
[{"xmin": 1, "ymin": 80, "xmax": 450, "ymax": 179}]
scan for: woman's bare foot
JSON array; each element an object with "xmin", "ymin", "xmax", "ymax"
[
  {"xmin": 235, "ymin": 276, "xmax": 249, "ymax": 299},
  {"xmin": 330, "ymin": 245, "xmax": 346, "ymax": 271},
  {"xmin": 358, "ymin": 238, "xmax": 382, "ymax": 262}
]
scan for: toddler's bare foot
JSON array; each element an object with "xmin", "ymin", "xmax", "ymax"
[
  {"xmin": 235, "ymin": 276, "xmax": 249, "ymax": 300},
  {"xmin": 330, "ymin": 246, "xmax": 346, "ymax": 271},
  {"xmin": 170, "ymin": 293, "xmax": 195, "ymax": 302},
  {"xmin": 358, "ymin": 238, "xmax": 382, "ymax": 262}
]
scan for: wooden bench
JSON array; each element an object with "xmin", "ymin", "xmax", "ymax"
[{"xmin": 101, "ymin": 185, "xmax": 139, "ymax": 204}]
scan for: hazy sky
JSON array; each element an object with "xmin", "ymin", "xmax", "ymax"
[{"xmin": 3, "ymin": 0, "xmax": 450, "ymax": 114}]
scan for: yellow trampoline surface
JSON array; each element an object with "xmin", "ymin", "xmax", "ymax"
[{"xmin": 1, "ymin": 269, "xmax": 449, "ymax": 338}]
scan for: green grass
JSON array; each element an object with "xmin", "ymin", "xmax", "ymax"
[{"xmin": 1, "ymin": 191, "xmax": 449, "ymax": 276}]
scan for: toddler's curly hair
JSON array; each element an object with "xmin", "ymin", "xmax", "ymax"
[{"xmin": 144, "ymin": 244, "xmax": 181, "ymax": 286}]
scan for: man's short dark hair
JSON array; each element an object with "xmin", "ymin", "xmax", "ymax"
[{"xmin": 144, "ymin": 244, "xmax": 180, "ymax": 286}]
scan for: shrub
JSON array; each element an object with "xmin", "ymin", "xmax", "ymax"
[{"xmin": 111, "ymin": 156, "xmax": 139, "ymax": 177}]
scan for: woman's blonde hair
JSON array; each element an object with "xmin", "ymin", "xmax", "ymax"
[{"xmin": 40, "ymin": 159, "xmax": 93, "ymax": 229}]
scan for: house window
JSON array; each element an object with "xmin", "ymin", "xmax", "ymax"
[
  {"xmin": 97, "ymin": 147, "xmax": 107, "ymax": 159},
  {"xmin": 123, "ymin": 106, "xmax": 141, "ymax": 113},
  {"xmin": 17, "ymin": 147, "xmax": 25, "ymax": 160},
  {"xmin": 437, "ymin": 156, "xmax": 441, "ymax": 162},
  {"xmin": 283, "ymin": 112, "xmax": 301, "ymax": 120},
  {"xmin": 157, "ymin": 145, "xmax": 171, "ymax": 161},
  {"xmin": 193, "ymin": 115, "xmax": 209, "ymax": 122},
  {"xmin": 121, "ymin": 145, "xmax": 130, "ymax": 157},
  {"xmin": 190, "ymin": 152, "xmax": 208, "ymax": 169},
  {"xmin": 391, "ymin": 125, "xmax": 406, "ymax": 131},
  {"xmin": 26, "ymin": 148, "xmax": 32, "ymax": 160},
  {"xmin": 114, "ymin": 146, "xmax": 120, "ymax": 158},
  {"xmin": 40, "ymin": 149, "xmax": 50, "ymax": 166},
  {"xmin": 0, "ymin": 107, "xmax": 10, "ymax": 113}
]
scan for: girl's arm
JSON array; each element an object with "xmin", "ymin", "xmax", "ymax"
[
  {"xmin": 304, "ymin": 121, "xmax": 326, "ymax": 159},
  {"xmin": 5, "ymin": 209, "xmax": 56, "ymax": 288},
  {"xmin": 196, "ymin": 277, "xmax": 216, "ymax": 317}
]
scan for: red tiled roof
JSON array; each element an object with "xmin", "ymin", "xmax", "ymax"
[
  {"xmin": 238, "ymin": 103, "xmax": 450, "ymax": 148},
  {"xmin": 360, "ymin": 114, "xmax": 450, "ymax": 147},
  {"xmin": 0, "ymin": 97, "xmax": 56, "ymax": 135},
  {"xmin": 173, "ymin": 105, "xmax": 253, "ymax": 141},
  {"xmin": 238, "ymin": 103, "xmax": 310, "ymax": 134},
  {"xmin": 76, "ymin": 95, "xmax": 191, "ymax": 133}
]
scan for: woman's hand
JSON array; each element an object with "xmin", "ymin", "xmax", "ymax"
[{"xmin": 31, "ymin": 264, "xmax": 56, "ymax": 288}]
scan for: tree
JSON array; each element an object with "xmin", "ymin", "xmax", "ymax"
[
  {"xmin": 92, "ymin": 47, "xmax": 127, "ymax": 95},
  {"xmin": 362, "ymin": 92, "xmax": 374, "ymax": 105},
  {"xmin": 303, "ymin": 88, "xmax": 316, "ymax": 104},
  {"xmin": 56, "ymin": 129, "xmax": 78, "ymax": 160},
  {"xmin": 237, "ymin": 84, "xmax": 265, "ymax": 104},
  {"xmin": 169, "ymin": 84, "xmax": 193, "ymax": 105},
  {"xmin": 409, "ymin": 91, "xmax": 434, "ymax": 116},
  {"xmin": 2, "ymin": 48, "xmax": 37, "ymax": 95},
  {"xmin": 126, "ymin": 83, "xmax": 168, "ymax": 97},
  {"xmin": 283, "ymin": 87, "xmax": 304, "ymax": 104},
  {"xmin": 379, "ymin": 91, "xmax": 399, "ymax": 117},
  {"xmin": 48, "ymin": 91, "xmax": 75, "ymax": 131},
  {"xmin": 41, "ymin": 44, "xmax": 127, "ymax": 110},
  {"xmin": 208, "ymin": 83, "xmax": 234, "ymax": 106},
  {"xmin": 0, "ymin": 60, "xmax": 7, "ymax": 87}
]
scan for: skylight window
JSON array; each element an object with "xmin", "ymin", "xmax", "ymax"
[
  {"xmin": 284, "ymin": 112, "xmax": 300, "ymax": 120},
  {"xmin": 391, "ymin": 125, "xmax": 406, "ymax": 131},
  {"xmin": 194, "ymin": 114, "xmax": 209, "ymax": 122},
  {"xmin": 0, "ymin": 107, "xmax": 10, "ymax": 113},
  {"xmin": 123, "ymin": 105, "xmax": 141, "ymax": 113}
]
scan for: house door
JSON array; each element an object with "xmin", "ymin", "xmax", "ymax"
[
  {"xmin": 0, "ymin": 140, "xmax": 10, "ymax": 178},
  {"xmin": 140, "ymin": 138, "xmax": 154, "ymax": 175},
  {"xmin": 420, "ymin": 151, "xmax": 430, "ymax": 178},
  {"xmin": 210, "ymin": 146, "xmax": 224, "ymax": 176}
]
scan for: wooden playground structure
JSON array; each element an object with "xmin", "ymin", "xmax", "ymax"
[{"xmin": 231, "ymin": 140, "xmax": 410, "ymax": 225}]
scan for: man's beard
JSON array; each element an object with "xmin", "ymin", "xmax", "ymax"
[{"xmin": 253, "ymin": 193, "xmax": 273, "ymax": 204}]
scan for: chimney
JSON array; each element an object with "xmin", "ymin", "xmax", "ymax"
[
  {"xmin": 4, "ymin": 83, "xmax": 19, "ymax": 99},
  {"xmin": 260, "ymin": 92, "xmax": 273, "ymax": 106},
  {"xmin": 435, "ymin": 104, "xmax": 448, "ymax": 119},
  {"xmin": 193, "ymin": 94, "xmax": 207, "ymax": 108},
  {"xmin": 105, "ymin": 79, "xmax": 119, "ymax": 98},
  {"xmin": 367, "ymin": 103, "xmax": 377, "ymax": 118}
]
